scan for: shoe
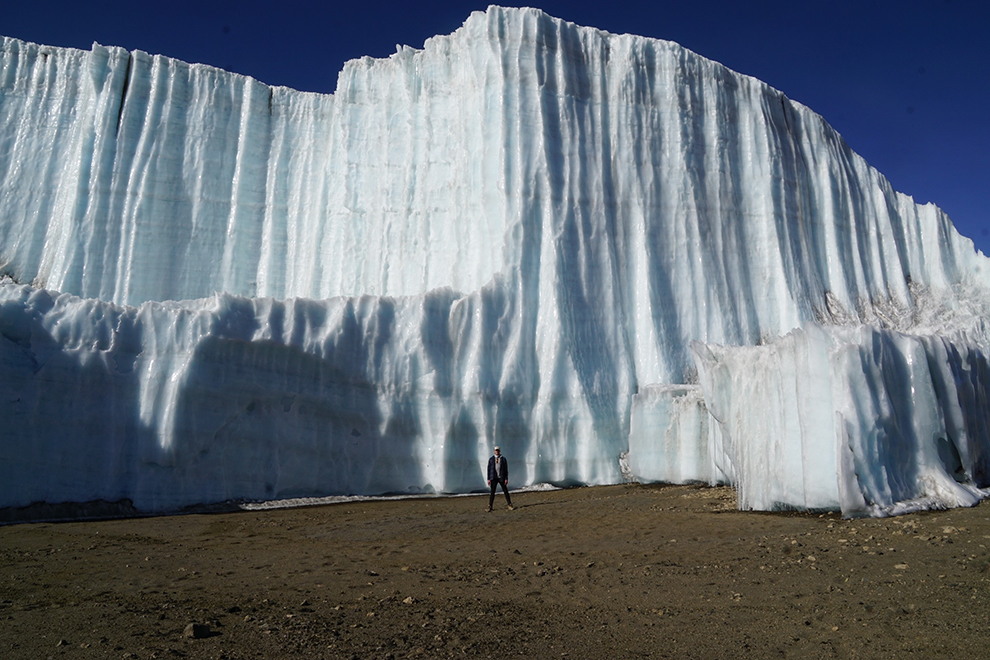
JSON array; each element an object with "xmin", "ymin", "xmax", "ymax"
[
  {"xmin": 507, "ymin": 505, "xmax": 514, "ymax": 511},
  {"xmin": 486, "ymin": 506, "xmax": 492, "ymax": 512}
]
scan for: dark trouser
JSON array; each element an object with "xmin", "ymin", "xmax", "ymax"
[{"xmin": 489, "ymin": 479, "xmax": 511, "ymax": 507}]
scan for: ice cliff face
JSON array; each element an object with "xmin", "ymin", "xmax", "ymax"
[{"xmin": 2, "ymin": 7, "xmax": 989, "ymax": 516}]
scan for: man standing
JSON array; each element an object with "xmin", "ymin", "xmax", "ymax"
[{"xmin": 487, "ymin": 446, "xmax": 513, "ymax": 512}]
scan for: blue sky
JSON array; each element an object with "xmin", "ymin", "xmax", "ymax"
[{"xmin": 4, "ymin": 1, "xmax": 988, "ymax": 254}]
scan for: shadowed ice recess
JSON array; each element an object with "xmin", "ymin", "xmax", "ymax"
[{"xmin": 2, "ymin": 6, "xmax": 990, "ymax": 517}]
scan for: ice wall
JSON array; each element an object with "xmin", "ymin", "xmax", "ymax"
[
  {"xmin": 0, "ymin": 284, "xmax": 469, "ymax": 509},
  {"xmin": 2, "ymin": 7, "xmax": 990, "ymax": 515},
  {"xmin": 0, "ymin": 36, "xmax": 504, "ymax": 303},
  {"xmin": 626, "ymin": 385, "xmax": 727, "ymax": 486},
  {"xmin": 0, "ymin": 277, "xmax": 629, "ymax": 511},
  {"xmin": 693, "ymin": 323, "xmax": 990, "ymax": 516}
]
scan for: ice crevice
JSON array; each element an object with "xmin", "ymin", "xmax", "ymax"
[{"xmin": 2, "ymin": 7, "xmax": 990, "ymax": 516}]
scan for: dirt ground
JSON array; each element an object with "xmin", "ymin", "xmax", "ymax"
[{"xmin": 2, "ymin": 483, "xmax": 990, "ymax": 659}]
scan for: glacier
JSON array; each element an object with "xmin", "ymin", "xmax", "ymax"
[{"xmin": 2, "ymin": 6, "xmax": 989, "ymax": 517}]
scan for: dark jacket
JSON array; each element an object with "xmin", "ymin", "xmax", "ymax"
[{"xmin": 487, "ymin": 455, "xmax": 508, "ymax": 482}]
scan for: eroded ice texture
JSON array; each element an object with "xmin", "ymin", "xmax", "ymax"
[{"xmin": 2, "ymin": 7, "xmax": 990, "ymax": 514}]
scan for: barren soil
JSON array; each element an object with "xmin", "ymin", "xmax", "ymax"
[{"xmin": 2, "ymin": 484, "xmax": 990, "ymax": 659}]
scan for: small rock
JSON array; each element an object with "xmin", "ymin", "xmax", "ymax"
[
  {"xmin": 56, "ymin": 639, "xmax": 70, "ymax": 647},
  {"xmin": 403, "ymin": 596, "xmax": 415, "ymax": 604},
  {"xmin": 183, "ymin": 623, "xmax": 211, "ymax": 639}
]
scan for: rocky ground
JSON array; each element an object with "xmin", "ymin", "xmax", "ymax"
[{"xmin": 2, "ymin": 483, "xmax": 990, "ymax": 659}]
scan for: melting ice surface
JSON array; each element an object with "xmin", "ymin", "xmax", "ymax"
[{"xmin": 2, "ymin": 6, "xmax": 990, "ymax": 517}]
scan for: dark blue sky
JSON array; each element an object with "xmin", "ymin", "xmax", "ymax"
[{"xmin": 5, "ymin": 1, "xmax": 988, "ymax": 254}]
